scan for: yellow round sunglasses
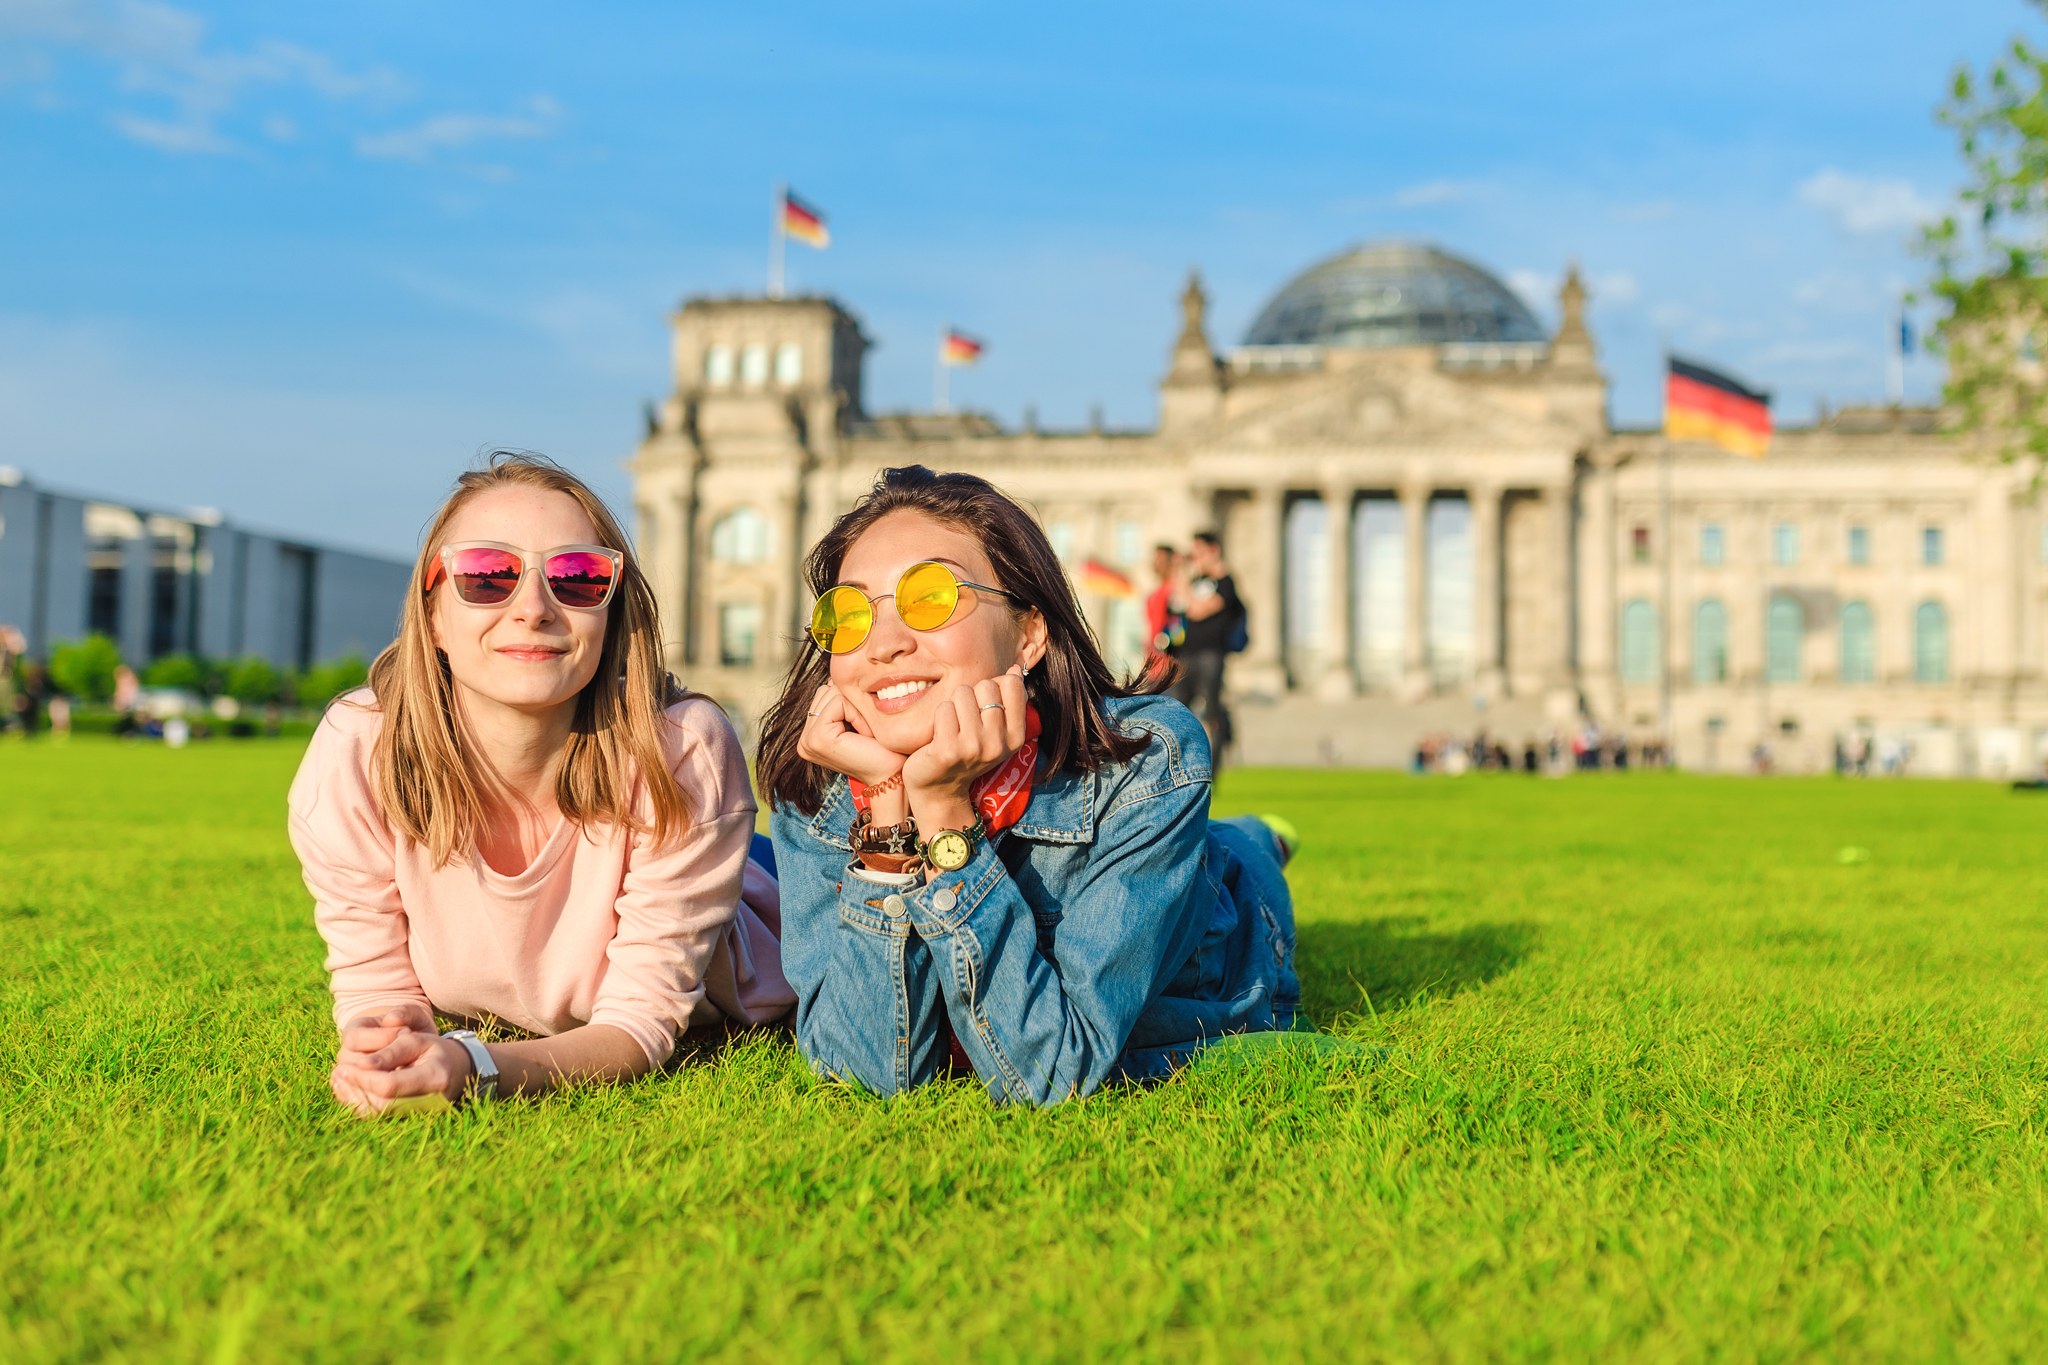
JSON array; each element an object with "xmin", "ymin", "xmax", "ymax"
[{"xmin": 809, "ymin": 560, "xmax": 1022, "ymax": 654}]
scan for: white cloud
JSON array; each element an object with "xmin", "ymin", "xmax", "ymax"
[
  {"xmin": 1391, "ymin": 178, "xmax": 1489, "ymax": 208},
  {"xmin": 0, "ymin": 0, "xmax": 406, "ymax": 154},
  {"xmin": 1592, "ymin": 270, "xmax": 1640, "ymax": 307},
  {"xmin": 355, "ymin": 96, "xmax": 560, "ymax": 163},
  {"xmin": 1796, "ymin": 168, "xmax": 1942, "ymax": 237},
  {"xmin": 1506, "ymin": 267, "xmax": 1550, "ymax": 309}
]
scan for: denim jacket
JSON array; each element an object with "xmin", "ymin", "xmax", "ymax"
[{"xmin": 770, "ymin": 693, "xmax": 1298, "ymax": 1104}]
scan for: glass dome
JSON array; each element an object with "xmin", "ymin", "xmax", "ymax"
[{"xmin": 1242, "ymin": 242, "xmax": 1547, "ymax": 349}]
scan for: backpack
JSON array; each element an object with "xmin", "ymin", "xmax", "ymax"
[{"xmin": 1225, "ymin": 612, "xmax": 1249, "ymax": 655}]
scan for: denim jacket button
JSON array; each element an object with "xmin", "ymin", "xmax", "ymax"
[
  {"xmin": 932, "ymin": 886, "xmax": 958, "ymax": 913},
  {"xmin": 881, "ymin": 894, "xmax": 907, "ymax": 918}
]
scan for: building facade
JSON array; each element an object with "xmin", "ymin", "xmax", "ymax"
[
  {"xmin": 627, "ymin": 242, "xmax": 2048, "ymax": 777},
  {"xmin": 0, "ymin": 469, "xmax": 409, "ymax": 672}
]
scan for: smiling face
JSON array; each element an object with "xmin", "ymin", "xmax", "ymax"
[
  {"xmin": 827, "ymin": 510, "xmax": 1048, "ymax": 756},
  {"xmin": 429, "ymin": 485, "xmax": 610, "ymax": 724}
]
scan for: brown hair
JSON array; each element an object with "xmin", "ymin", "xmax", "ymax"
[
  {"xmin": 362, "ymin": 451, "xmax": 688, "ymax": 864},
  {"xmin": 757, "ymin": 465, "xmax": 1153, "ymax": 815}
]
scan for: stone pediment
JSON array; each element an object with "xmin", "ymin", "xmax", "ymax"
[{"xmin": 1203, "ymin": 365, "xmax": 1573, "ymax": 451}]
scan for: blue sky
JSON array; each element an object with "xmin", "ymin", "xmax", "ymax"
[{"xmin": 0, "ymin": 0, "xmax": 2033, "ymax": 558}]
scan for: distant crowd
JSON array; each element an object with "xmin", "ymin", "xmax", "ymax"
[{"xmin": 1411, "ymin": 725, "xmax": 1674, "ymax": 776}]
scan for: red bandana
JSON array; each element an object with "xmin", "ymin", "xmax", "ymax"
[{"xmin": 849, "ymin": 704, "xmax": 1041, "ymax": 833}]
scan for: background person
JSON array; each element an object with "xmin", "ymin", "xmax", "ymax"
[
  {"xmin": 757, "ymin": 466, "xmax": 1299, "ymax": 1105},
  {"xmin": 1168, "ymin": 531, "xmax": 1244, "ymax": 764},
  {"xmin": 290, "ymin": 453, "xmax": 792, "ymax": 1118},
  {"xmin": 1142, "ymin": 542, "xmax": 1182, "ymax": 684}
]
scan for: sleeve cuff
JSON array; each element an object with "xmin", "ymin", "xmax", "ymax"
[{"xmin": 845, "ymin": 859, "xmax": 922, "ymax": 888}]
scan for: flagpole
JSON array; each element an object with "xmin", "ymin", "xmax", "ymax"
[
  {"xmin": 769, "ymin": 181, "xmax": 786, "ymax": 300},
  {"xmin": 1658, "ymin": 336, "xmax": 1674, "ymax": 761},
  {"xmin": 934, "ymin": 329, "xmax": 950, "ymax": 414}
]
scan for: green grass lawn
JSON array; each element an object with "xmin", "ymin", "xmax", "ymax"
[{"xmin": 4, "ymin": 740, "xmax": 2047, "ymax": 1363}]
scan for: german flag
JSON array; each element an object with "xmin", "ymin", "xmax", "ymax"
[
  {"xmin": 1665, "ymin": 356, "xmax": 1771, "ymax": 458},
  {"xmin": 941, "ymin": 328, "xmax": 985, "ymax": 366},
  {"xmin": 1078, "ymin": 558, "xmax": 1135, "ymax": 598},
  {"xmin": 781, "ymin": 190, "xmax": 829, "ymax": 249}
]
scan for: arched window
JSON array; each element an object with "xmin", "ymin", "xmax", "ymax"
[
  {"xmin": 1692, "ymin": 599, "xmax": 1727, "ymax": 683},
  {"xmin": 709, "ymin": 507, "xmax": 770, "ymax": 565},
  {"xmin": 1914, "ymin": 600, "xmax": 1949, "ymax": 683},
  {"xmin": 1766, "ymin": 593, "xmax": 1804, "ymax": 683},
  {"xmin": 703, "ymin": 345, "xmax": 733, "ymax": 386},
  {"xmin": 1839, "ymin": 600, "xmax": 1875, "ymax": 683},
  {"xmin": 774, "ymin": 341, "xmax": 803, "ymax": 386},
  {"xmin": 1619, "ymin": 598, "xmax": 1658, "ymax": 683},
  {"xmin": 718, "ymin": 601, "xmax": 761, "ymax": 666},
  {"xmin": 739, "ymin": 343, "xmax": 770, "ymax": 387}
]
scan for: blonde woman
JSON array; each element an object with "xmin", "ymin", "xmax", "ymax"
[{"xmin": 289, "ymin": 453, "xmax": 791, "ymax": 1116}]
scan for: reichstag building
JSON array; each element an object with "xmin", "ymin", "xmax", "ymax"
[{"xmin": 627, "ymin": 241, "xmax": 2048, "ymax": 777}]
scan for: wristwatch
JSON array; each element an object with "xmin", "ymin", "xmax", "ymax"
[
  {"xmin": 442, "ymin": 1029, "xmax": 499, "ymax": 1104},
  {"xmin": 919, "ymin": 814, "xmax": 988, "ymax": 872}
]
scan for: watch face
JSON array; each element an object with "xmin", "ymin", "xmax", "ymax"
[{"xmin": 929, "ymin": 830, "xmax": 971, "ymax": 870}]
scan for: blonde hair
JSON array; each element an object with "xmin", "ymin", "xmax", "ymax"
[{"xmin": 363, "ymin": 452, "xmax": 687, "ymax": 865}]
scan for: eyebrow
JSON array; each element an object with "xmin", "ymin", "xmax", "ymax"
[{"xmin": 838, "ymin": 557, "xmax": 977, "ymax": 592}]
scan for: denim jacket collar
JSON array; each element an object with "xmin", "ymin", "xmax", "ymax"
[{"xmin": 802, "ymin": 762, "xmax": 1097, "ymax": 851}]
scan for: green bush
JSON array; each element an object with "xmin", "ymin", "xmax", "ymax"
[
  {"xmin": 48, "ymin": 635, "xmax": 123, "ymax": 702},
  {"xmin": 142, "ymin": 652, "xmax": 206, "ymax": 692},
  {"xmin": 223, "ymin": 656, "xmax": 285, "ymax": 705},
  {"xmin": 296, "ymin": 655, "xmax": 370, "ymax": 707}
]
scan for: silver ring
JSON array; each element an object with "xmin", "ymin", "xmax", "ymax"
[
  {"xmin": 807, "ymin": 710, "xmax": 823, "ymax": 718},
  {"xmin": 979, "ymin": 701, "xmax": 1004, "ymax": 711}
]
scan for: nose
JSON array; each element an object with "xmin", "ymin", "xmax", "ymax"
[
  {"xmin": 861, "ymin": 596, "xmax": 915, "ymax": 662},
  {"xmin": 505, "ymin": 561, "xmax": 556, "ymax": 623}
]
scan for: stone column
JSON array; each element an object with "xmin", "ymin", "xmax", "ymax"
[
  {"xmin": 1232, "ymin": 485, "xmax": 1287, "ymax": 696},
  {"xmin": 1470, "ymin": 482, "xmax": 1503, "ymax": 697},
  {"xmin": 1574, "ymin": 459, "xmax": 1617, "ymax": 718},
  {"xmin": 1318, "ymin": 485, "xmax": 1356, "ymax": 699},
  {"xmin": 1399, "ymin": 481, "xmax": 1430, "ymax": 699},
  {"xmin": 778, "ymin": 489, "xmax": 806, "ymax": 666},
  {"xmin": 1540, "ymin": 485, "xmax": 1576, "ymax": 721}
]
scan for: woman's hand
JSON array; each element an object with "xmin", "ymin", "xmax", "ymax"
[
  {"xmin": 328, "ymin": 1006, "xmax": 471, "ymax": 1117},
  {"xmin": 903, "ymin": 666, "xmax": 1028, "ymax": 830},
  {"xmin": 796, "ymin": 684, "xmax": 905, "ymax": 788}
]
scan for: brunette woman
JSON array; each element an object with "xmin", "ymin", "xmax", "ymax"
[
  {"xmin": 759, "ymin": 466, "xmax": 1299, "ymax": 1104},
  {"xmin": 291, "ymin": 453, "xmax": 791, "ymax": 1116}
]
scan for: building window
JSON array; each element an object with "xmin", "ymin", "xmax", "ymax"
[
  {"xmin": 1699, "ymin": 523, "xmax": 1724, "ymax": 566},
  {"xmin": 718, "ymin": 601, "xmax": 760, "ymax": 667},
  {"xmin": 1048, "ymin": 520, "xmax": 1074, "ymax": 565},
  {"xmin": 709, "ymin": 507, "xmax": 770, "ymax": 565},
  {"xmin": 1921, "ymin": 526, "xmax": 1945, "ymax": 565},
  {"xmin": 739, "ymin": 343, "xmax": 770, "ymax": 387},
  {"xmin": 1766, "ymin": 593, "xmax": 1804, "ymax": 683},
  {"xmin": 703, "ymin": 345, "xmax": 733, "ymax": 386},
  {"xmin": 1772, "ymin": 523, "xmax": 1798, "ymax": 567},
  {"xmin": 1914, "ymin": 601, "xmax": 1949, "ymax": 683},
  {"xmin": 1839, "ymin": 600, "xmax": 1875, "ymax": 683},
  {"xmin": 1619, "ymin": 599, "xmax": 1658, "ymax": 684},
  {"xmin": 1847, "ymin": 524, "xmax": 1870, "ymax": 566},
  {"xmin": 1631, "ymin": 525, "xmax": 1651, "ymax": 564},
  {"xmin": 1692, "ymin": 599, "xmax": 1728, "ymax": 683},
  {"xmin": 1114, "ymin": 520, "xmax": 1141, "ymax": 566},
  {"xmin": 774, "ymin": 342, "xmax": 803, "ymax": 386}
]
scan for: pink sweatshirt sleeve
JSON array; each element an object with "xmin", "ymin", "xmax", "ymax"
[
  {"xmin": 287, "ymin": 695, "xmax": 432, "ymax": 1033},
  {"xmin": 589, "ymin": 697, "xmax": 760, "ymax": 1065}
]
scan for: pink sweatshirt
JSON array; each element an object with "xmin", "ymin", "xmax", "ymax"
[{"xmin": 288, "ymin": 689, "xmax": 793, "ymax": 1065}]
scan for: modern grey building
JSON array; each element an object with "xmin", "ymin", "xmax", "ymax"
[{"xmin": 0, "ymin": 467, "xmax": 409, "ymax": 670}]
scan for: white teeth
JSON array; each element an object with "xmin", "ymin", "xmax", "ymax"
[{"xmin": 877, "ymin": 680, "xmax": 931, "ymax": 701}]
